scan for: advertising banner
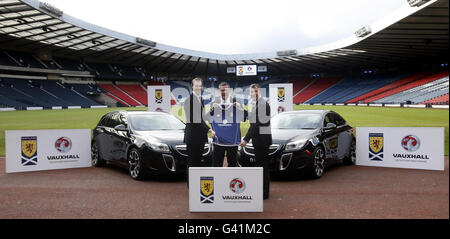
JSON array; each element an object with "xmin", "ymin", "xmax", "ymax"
[
  {"xmin": 148, "ymin": 85, "xmax": 171, "ymax": 113},
  {"xmin": 269, "ymin": 83, "xmax": 293, "ymax": 116},
  {"xmin": 236, "ymin": 65, "xmax": 257, "ymax": 76},
  {"xmin": 189, "ymin": 167, "xmax": 263, "ymax": 212},
  {"xmin": 5, "ymin": 129, "xmax": 91, "ymax": 173},
  {"xmin": 356, "ymin": 127, "xmax": 444, "ymax": 171}
]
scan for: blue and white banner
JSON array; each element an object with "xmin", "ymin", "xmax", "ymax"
[{"xmin": 356, "ymin": 127, "xmax": 444, "ymax": 171}]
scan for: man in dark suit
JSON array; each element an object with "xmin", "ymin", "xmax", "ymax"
[
  {"xmin": 240, "ymin": 84, "xmax": 272, "ymax": 200},
  {"xmin": 184, "ymin": 77, "xmax": 215, "ymax": 187}
]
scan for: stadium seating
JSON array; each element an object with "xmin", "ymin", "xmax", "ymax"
[
  {"xmin": 422, "ymin": 94, "xmax": 449, "ymax": 104},
  {"xmin": 0, "ymin": 51, "xmax": 20, "ymax": 66},
  {"xmin": 308, "ymin": 73, "xmax": 406, "ymax": 104},
  {"xmin": 348, "ymin": 72, "xmax": 430, "ymax": 103},
  {"xmin": 291, "ymin": 78, "xmax": 314, "ymax": 97},
  {"xmin": 116, "ymin": 84, "xmax": 148, "ymax": 105},
  {"xmin": 375, "ymin": 75, "xmax": 449, "ymax": 104},
  {"xmin": 294, "ymin": 78, "xmax": 342, "ymax": 103},
  {"xmin": 98, "ymin": 83, "xmax": 143, "ymax": 106},
  {"xmin": 361, "ymin": 71, "xmax": 448, "ymax": 103},
  {"xmin": 6, "ymin": 51, "xmax": 45, "ymax": 68}
]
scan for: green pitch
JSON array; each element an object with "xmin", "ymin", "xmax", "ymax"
[{"xmin": 0, "ymin": 105, "xmax": 448, "ymax": 156}]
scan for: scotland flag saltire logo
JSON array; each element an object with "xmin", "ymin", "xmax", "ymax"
[
  {"xmin": 155, "ymin": 89, "xmax": 163, "ymax": 103},
  {"xmin": 21, "ymin": 136, "xmax": 37, "ymax": 166},
  {"xmin": 369, "ymin": 133, "xmax": 383, "ymax": 161},
  {"xmin": 200, "ymin": 176, "xmax": 214, "ymax": 203},
  {"xmin": 277, "ymin": 87, "xmax": 285, "ymax": 102}
]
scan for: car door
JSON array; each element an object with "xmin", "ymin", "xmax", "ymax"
[
  {"xmin": 321, "ymin": 113, "xmax": 339, "ymax": 160},
  {"xmin": 111, "ymin": 112, "xmax": 130, "ymax": 162},
  {"xmin": 333, "ymin": 112, "xmax": 353, "ymax": 160},
  {"xmin": 94, "ymin": 113, "xmax": 114, "ymax": 161},
  {"xmin": 108, "ymin": 112, "xmax": 128, "ymax": 161}
]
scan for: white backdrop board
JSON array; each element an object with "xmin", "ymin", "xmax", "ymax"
[
  {"xmin": 147, "ymin": 85, "xmax": 171, "ymax": 113},
  {"xmin": 356, "ymin": 127, "xmax": 444, "ymax": 171},
  {"xmin": 269, "ymin": 83, "xmax": 293, "ymax": 116},
  {"xmin": 5, "ymin": 129, "xmax": 91, "ymax": 173},
  {"xmin": 189, "ymin": 167, "xmax": 263, "ymax": 212}
]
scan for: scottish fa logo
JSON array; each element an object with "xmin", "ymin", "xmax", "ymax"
[
  {"xmin": 277, "ymin": 87, "xmax": 285, "ymax": 102},
  {"xmin": 369, "ymin": 133, "xmax": 383, "ymax": 161},
  {"xmin": 21, "ymin": 136, "xmax": 37, "ymax": 166},
  {"xmin": 155, "ymin": 89, "xmax": 163, "ymax": 103},
  {"xmin": 200, "ymin": 176, "xmax": 214, "ymax": 203}
]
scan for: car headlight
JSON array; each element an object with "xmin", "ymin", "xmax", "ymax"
[
  {"xmin": 285, "ymin": 139, "xmax": 308, "ymax": 152},
  {"xmin": 148, "ymin": 142, "xmax": 170, "ymax": 153}
]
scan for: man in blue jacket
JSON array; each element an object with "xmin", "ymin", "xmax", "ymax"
[{"xmin": 209, "ymin": 82, "xmax": 247, "ymax": 167}]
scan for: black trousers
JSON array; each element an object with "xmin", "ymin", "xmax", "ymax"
[
  {"xmin": 186, "ymin": 143, "xmax": 204, "ymax": 188},
  {"xmin": 254, "ymin": 145, "xmax": 270, "ymax": 199},
  {"xmin": 212, "ymin": 145, "xmax": 238, "ymax": 167}
]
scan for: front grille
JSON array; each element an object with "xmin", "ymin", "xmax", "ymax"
[
  {"xmin": 175, "ymin": 144, "xmax": 210, "ymax": 156},
  {"xmin": 243, "ymin": 144, "xmax": 280, "ymax": 156}
]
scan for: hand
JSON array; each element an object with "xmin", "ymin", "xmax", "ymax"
[
  {"xmin": 209, "ymin": 129, "xmax": 216, "ymax": 138},
  {"xmin": 212, "ymin": 103, "xmax": 220, "ymax": 108},
  {"xmin": 239, "ymin": 139, "xmax": 247, "ymax": 147},
  {"xmin": 233, "ymin": 102, "xmax": 242, "ymax": 109}
]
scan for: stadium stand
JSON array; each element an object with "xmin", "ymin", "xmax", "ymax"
[
  {"xmin": 6, "ymin": 51, "xmax": 45, "ymax": 68},
  {"xmin": 116, "ymin": 84, "xmax": 148, "ymax": 105},
  {"xmin": 375, "ymin": 75, "xmax": 449, "ymax": 104},
  {"xmin": 0, "ymin": 51, "xmax": 20, "ymax": 66},
  {"xmin": 98, "ymin": 83, "xmax": 143, "ymax": 106},
  {"xmin": 422, "ymin": 94, "xmax": 449, "ymax": 105},
  {"xmin": 308, "ymin": 73, "xmax": 407, "ymax": 104},
  {"xmin": 293, "ymin": 78, "xmax": 342, "ymax": 103},
  {"xmin": 348, "ymin": 72, "xmax": 430, "ymax": 103},
  {"xmin": 361, "ymin": 71, "xmax": 448, "ymax": 103}
]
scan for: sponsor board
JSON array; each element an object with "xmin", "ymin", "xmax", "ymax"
[
  {"xmin": 148, "ymin": 85, "xmax": 171, "ymax": 113},
  {"xmin": 356, "ymin": 127, "xmax": 444, "ymax": 171},
  {"xmin": 269, "ymin": 84, "xmax": 293, "ymax": 116},
  {"xmin": 5, "ymin": 129, "xmax": 91, "ymax": 173},
  {"xmin": 189, "ymin": 167, "xmax": 263, "ymax": 212}
]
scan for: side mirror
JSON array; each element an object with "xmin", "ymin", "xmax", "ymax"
[
  {"xmin": 324, "ymin": 123, "xmax": 337, "ymax": 131},
  {"xmin": 114, "ymin": 124, "xmax": 128, "ymax": 131}
]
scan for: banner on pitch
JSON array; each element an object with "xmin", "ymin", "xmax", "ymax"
[
  {"xmin": 148, "ymin": 85, "xmax": 171, "ymax": 113},
  {"xmin": 356, "ymin": 127, "xmax": 444, "ymax": 171},
  {"xmin": 189, "ymin": 167, "xmax": 263, "ymax": 212},
  {"xmin": 269, "ymin": 83, "xmax": 293, "ymax": 116},
  {"xmin": 5, "ymin": 129, "xmax": 91, "ymax": 173}
]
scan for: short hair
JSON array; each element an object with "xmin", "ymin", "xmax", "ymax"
[
  {"xmin": 191, "ymin": 77, "xmax": 203, "ymax": 87},
  {"xmin": 218, "ymin": 82, "xmax": 230, "ymax": 88},
  {"xmin": 249, "ymin": 83, "xmax": 259, "ymax": 89}
]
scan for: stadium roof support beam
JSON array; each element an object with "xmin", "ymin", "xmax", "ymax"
[
  {"xmin": 0, "ymin": 16, "xmax": 53, "ymax": 29},
  {"xmin": 147, "ymin": 52, "xmax": 176, "ymax": 73},
  {"xmin": 159, "ymin": 54, "xmax": 184, "ymax": 73},
  {"xmin": 100, "ymin": 44, "xmax": 142, "ymax": 61},
  {"xmin": 176, "ymin": 56, "xmax": 193, "ymax": 73},
  {"xmin": 68, "ymin": 38, "xmax": 121, "ymax": 58},
  {"xmin": 33, "ymin": 30, "xmax": 96, "ymax": 51},
  {"xmin": 86, "ymin": 42, "xmax": 135, "ymax": 60},
  {"xmin": 127, "ymin": 48, "xmax": 159, "ymax": 65},
  {"xmin": 143, "ymin": 51, "xmax": 167, "ymax": 71},
  {"xmin": 189, "ymin": 57, "xmax": 202, "ymax": 75},
  {"xmin": 112, "ymin": 46, "xmax": 151, "ymax": 63}
]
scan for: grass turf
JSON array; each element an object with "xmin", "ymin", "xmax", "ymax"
[{"xmin": 0, "ymin": 105, "xmax": 448, "ymax": 156}]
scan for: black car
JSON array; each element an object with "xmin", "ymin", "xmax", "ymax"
[
  {"xmin": 91, "ymin": 111, "xmax": 212, "ymax": 180},
  {"xmin": 238, "ymin": 110, "xmax": 356, "ymax": 178}
]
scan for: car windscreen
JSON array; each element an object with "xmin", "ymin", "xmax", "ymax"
[
  {"xmin": 129, "ymin": 114, "xmax": 185, "ymax": 131},
  {"xmin": 272, "ymin": 113, "xmax": 322, "ymax": 129}
]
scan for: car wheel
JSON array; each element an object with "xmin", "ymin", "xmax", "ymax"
[
  {"xmin": 91, "ymin": 141, "xmax": 105, "ymax": 167},
  {"xmin": 343, "ymin": 139, "xmax": 356, "ymax": 165},
  {"xmin": 310, "ymin": 147, "xmax": 325, "ymax": 179},
  {"xmin": 128, "ymin": 148, "xmax": 147, "ymax": 180}
]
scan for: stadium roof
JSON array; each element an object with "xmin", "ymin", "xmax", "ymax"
[{"xmin": 0, "ymin": 0, "xmax": 448, "ymax": 75}]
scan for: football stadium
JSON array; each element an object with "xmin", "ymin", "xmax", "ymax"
[{"xmin": 0, "ymin": 0, "xmax": 448, "ymax": 222}]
